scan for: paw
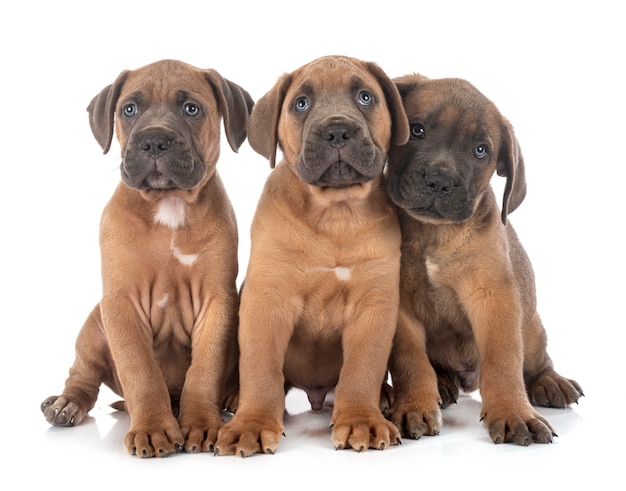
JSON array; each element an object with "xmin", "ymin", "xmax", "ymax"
[
  {"xmin": 222, "ymin": 390, "xmax": 239, "ymax": 414},
  {"xmin": 214, "ymin": 415, "xmax": 284, "ymax": 457},
  {"xmin": 124, "ymin": 416, "xmax": 184, "ymax": 457},
  {"xmin": 386, "ymin": 400, "xmax": 442, "ymax": 440},
  {"xmin": 437, "ymin": 372, "xmax": 460, "ymax": 408},
  {"xmin": 331, "ymin": 408, "xmax": 401, "ymax": 452},
  {"xmin": 481, "ymin": 405, "xmax": 556, "ymax": 445},
  {"xmin": 528, "ymin": 372, "xmax": 584, "ymax": 408},
  {"xmin": 41, "ymin": 396, "xmax": 87, "ymax": 427},
  {"xmin": 180, "ymin": 413, "xmax": 225, "ymax": 453}
]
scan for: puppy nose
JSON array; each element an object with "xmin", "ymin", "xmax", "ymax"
[
  {"xmin": 323, "ymin": 123, "xmax": 353, "ymax": 148},
  {"xmin": 139, "ymin": 132, "xmax": 173, "ymax": 156},
  {"xmin": 424, "ymin": 172, "xmax": 454, "ymax": 197}
]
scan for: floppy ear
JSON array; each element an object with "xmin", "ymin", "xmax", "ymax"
[
  {"xmin": 497, "ymin": 121, "xmax": 527, "ymax": 225},
  {"xmin": 367, "ymin": 63, "xmax": 409, "ymax": 146},
  {"xmin": 247, "ymin": 73, "xmax": 292, "ymax": 168},
  {"xmin": 204, "ymin": 70, "xmax": 255, "ymax": 153},
  {"xmin": 86, "ymin": 70, "xmax": 129, "ymax": 154}
]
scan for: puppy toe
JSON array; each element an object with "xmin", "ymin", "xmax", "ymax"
[{"xmin": 41, "ymin": 396, "xmax": 86, "ymax": 427}]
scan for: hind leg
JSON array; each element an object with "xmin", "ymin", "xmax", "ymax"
[
  {"xmin": 522, "ymin": 313, "xmax": 584, "ymax": 408},
  {"xmin": 41, "ymin": 304, "xmax": 118, "ymax": 426}
]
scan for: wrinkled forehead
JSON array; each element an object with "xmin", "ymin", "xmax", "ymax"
[
  {"xmin": 407, "ymin": 79, "xmax": 503, "ymax": 137},
  {"xmin": 120, "ymin": 61, "xmax": 211, "ymax": 104},
  {"xmin": 287, "ymin": 57, "xmax": 380, "ymax": 98}
]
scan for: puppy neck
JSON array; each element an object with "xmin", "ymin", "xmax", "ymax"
[{"xmin": 154, "ymin": 197, "xmax": 186, "ymax": 229}]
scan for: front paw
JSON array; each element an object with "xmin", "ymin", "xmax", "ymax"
[
  {"xmin": 124, "ymin": 415, "xmax": 184, "ymax": 457},
  {"xmin": 331, "ymin": 407, "xmax": 401, "ymax": 452},
  {"xmin": 41, "ymin": 396, "xmax": 87, "ymax": 427},
  {"xmin": 480, "ymin": 403, "xmax": 556, "ymax": 445},
  {"xmin": 386, "ymin": 398, "xmax": 442, "ymax": 440},
  {"xmin": 180, "ymin": 412, "xmax": 225, "ymax": 453},
  {"xmin": 214, "ymin": 414, "xmax": 284, "ymax": 457}
]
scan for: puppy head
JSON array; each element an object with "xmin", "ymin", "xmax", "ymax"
[
  {"xmin": 248, "ymin": 55, "xmax": 408, "ymax": 196},
  {"xmin": 387, "ymin": 74, "xmax": 526, "ymax": 225},
  {"xmin": 87, "ymin": 59, "xmax": 254, "ymax": 201}
]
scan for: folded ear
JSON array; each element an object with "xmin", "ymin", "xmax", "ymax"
[
  {"xmin": 366, "ymin": 62, "xmax": 409, "ymax": 146},
  {"xmin": 86, "ymin": 70, "xmax": 129, "ymax": 154},
  {"xmin": 497, "ymin": 121, "xmax": 527, "ymax": 225},
  {"xmin": 247, "ymin": 73, "xmax": 292, "ymax": 168},
  {"xmin": 204, "ymin": 70, "xmax": 255, "ymax": 153}
]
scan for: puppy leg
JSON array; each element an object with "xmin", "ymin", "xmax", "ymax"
[
  {"xmin": 387, "ymin": 307, "xmax": 442, "ymax": 439},
  {"xmin": 465, "ymin": 287, "xmax": 556, "ymax": 445},
  {"xmin": 178, "ymin": 294, "xmax": 238, "ymax": 453},
  {"xmin": 41, "ymin": 305, "xmax": 111, "ymax": 427},
  {"xmin": 214, "ymin": 292, "xmax": 292, "ymax": 457},
  {"xmin": 331, "ymin": 295, "xmax": 403, "ymax": 451},
  {"xmin": 100, "ymin": 296, "xmax": 184, "ymax": 457},
  {"xmin": 523, "ymin": 312, "xmax": 584, "ymax": 407}
]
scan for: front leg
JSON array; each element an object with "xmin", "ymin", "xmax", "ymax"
[
  {"xmin": 101, "ymin": 295, "xmax": 184, "ymax": 457},
  {"xmin": 214, "ymin": 288, "xmax": 295, "ymax": 457},
  {"xmin": 461, "ymin": 283, "xmax": 556, "ymax": 445},
  {"xmin": 386, "ymin": 305, "xmax": 442, "ymax": 439},
  {"xmin": 178, "ymin": 291, "xmax": 238, "ymax": 453},
  {"xmin": 331, "ymin": 292, "xmax": 403, "ymax": 452}
]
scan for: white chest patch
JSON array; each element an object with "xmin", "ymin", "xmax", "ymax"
[
  {"xmin": 318, "ymin": 266, "xmax": 351, "ymax": 282},
  {"xmin": 171, "ymin": 243, "xmax": 198, "ymax": 266},
  {"xmin": 425, "ymin": 256, "xmax": 439, "ymax": 278},
  {"xmin": 333, "ymin": 266, "xmax": 351, "ymax": 282},
  {"xmin": 157, "ymin": 293, "xmax": 169, "ymax": 309},
  {"xmin": 154, "ymin": 197, "xmax": 186, "ymax": 229}
]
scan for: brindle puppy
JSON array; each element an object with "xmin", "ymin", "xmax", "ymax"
[{"xmin": 385, "ymin": 74, "xmax": 583, "ymax": 445}]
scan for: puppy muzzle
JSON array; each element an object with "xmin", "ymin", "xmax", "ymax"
[
  {"xmin": 388, "ymin": 165, "xmax": 473, "ymax": 223},
  {"xmin": 296, "ymin": 116, "xmax": 384, "ymax": 188},
  {"xmin": 121, "ymin": 126, "xmax": 206, "ymax": 191}
]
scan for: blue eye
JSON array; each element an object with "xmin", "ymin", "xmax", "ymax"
[
  {"xmin": 123, "ymin": 103, "xmax": 138, "ymax": 117},
  {"xmin": 411, "ymin": 123, "xmax": 425, "ymax": 138},
  {"xmin": 184, "ymin": 102, "xmax": 200, "ymax": 117},
  {"xmin": 294, "ymin": 96, "xmax": 310, "ymax": 112},
  {"xmin": 474, "ymin": 144, "xmax": 488, "ymax": 159},
  {"xmin": 358, "ymin": 90, "xmax": 373, "ymax": 106}
]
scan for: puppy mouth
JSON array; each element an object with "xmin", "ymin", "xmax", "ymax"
[
  {"xmin": 312, "ymin": 160, "xmax": 373, "ymax": 188},
  {"xmin": 140, "ymin": 170, "xmax": 177, "ymax": 190},
  {"xmin": 298, "ymin": 148, "xmax": 383, "ymax": 188},
  {"xmin": 388, "ymin": 170, "xmax": 474, "ymax": 223},
  {"xmin": 121, "ymin": 156, "xmax": 204, "ymax": 191}
]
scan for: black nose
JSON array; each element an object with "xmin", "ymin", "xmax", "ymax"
[
  {"xmin": 424, "ymin": 172, "xmax": 454, "ymax": 197},
  {"xmin": 322, "ymin": 123, "xmax": 354, "ymax": 148},
  {"xmin": 139, "ymin": 132, "xmax": 172, "ymax": 156}
]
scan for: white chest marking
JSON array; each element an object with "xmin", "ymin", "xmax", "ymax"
[
  {"xmin": 157, "ymin": 294, "xmax": 169, "ymax": 309},
  {"xmin": 154, "ymin": 197, "xmax": 186, "ymax": 229},
  {"xmin": 171, "ymin": 243, "xmax": 198, "ymax": 266},
  {"xmin": 425, "ymin": 256, "xmax": 439, "ymax": 278},
  {"xmin": 318, "ymin": 266, "xmax": 351, "ymax": 282},
  {"xmin": 333, "ymin": 266, "xmax": 351, "ymax": 281}
]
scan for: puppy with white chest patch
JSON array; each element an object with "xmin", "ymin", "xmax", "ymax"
[
  {"xmin": 385, "ymin": 74, "xmax": 583, "ymax": 445},
  {"xmin": 41, "ymin": 59, "xmax": 254, "ymax": 457},
  {"xmin": 214, "ymin": 55, "xmax": 409, "ymax": 456}
]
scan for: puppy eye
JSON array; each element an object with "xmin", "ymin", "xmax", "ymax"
[
  {"xmin": 123, "ymin": 103, "xmax": 138, "ymax": 117},
  {"xmin": 474, "ymin": 144, "xmax": 488, "ymax": 159},
  {"xmin": 410, "ymin": 123, "xmax": 425, "ymax": 139},
  {"xmin": 184, "ymin": 103, "xmax": 200, "ymax": 117},
  {"xmin": 294, "ymin": 96, "xmax": 310, "ymax": 112},
  {"xmin": 357, "ymin": 90, "xmax": 373, "ymax": 106}
]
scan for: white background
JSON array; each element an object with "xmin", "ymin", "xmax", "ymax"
[{"xmin": 1, "ymin": 0, "xmax": 623, "ymax": 488}]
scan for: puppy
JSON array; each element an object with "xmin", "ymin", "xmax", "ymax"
[
  {"xmin": 214, "ymin": 55, "xmax": 409, "ymax": 456},
  {"xmin": 41, "ymin": 59, "xmax": 254, "ymax": 457},
  {"xmin": 385, "ymin": 74, "xmax": 583, "ymax": 445}
]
